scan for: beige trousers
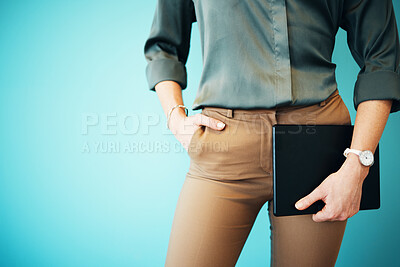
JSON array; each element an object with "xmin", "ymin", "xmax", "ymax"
[{"xmin": 165, "ymin": 89, "xmax": 352, "ymax": 267}]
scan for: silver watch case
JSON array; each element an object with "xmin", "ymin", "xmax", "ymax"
[{"xmin": 359, "ymin": 150, "xmax": 374, "ymax": 167}]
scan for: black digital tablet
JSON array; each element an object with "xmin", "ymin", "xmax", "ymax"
[{"xmin": 272, "ymin": 124, "xmax": 380, "ymax": 217}]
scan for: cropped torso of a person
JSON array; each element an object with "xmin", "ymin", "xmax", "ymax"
[{"xmin": 144, "ymin": 0, "xmax": 400, "ymax": 113}]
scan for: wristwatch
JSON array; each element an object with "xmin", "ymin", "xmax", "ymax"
[{"xmin": 343, "ymin": 148, "xmax": 374, "ymax": 167}]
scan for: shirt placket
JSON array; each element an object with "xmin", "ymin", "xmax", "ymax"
[{"xmin": 269, "ymin": 0, "xmax": 292, "ymax": 106}]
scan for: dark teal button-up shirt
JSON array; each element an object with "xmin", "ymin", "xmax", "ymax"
[{"xmin": 144, "ymin": 0, "xmax": 400, "ymax": 113}]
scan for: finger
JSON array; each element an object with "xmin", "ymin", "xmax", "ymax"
[
  {"xmin": 312, "ymin": 205, "xmax": 331, "ymax": 222},
  {"xmin": 295, "ymin": 188, "xmax": 324, "ymax": 210},
  {"xmin": 195, "ymin": 114, "xmax": 225, "ymax": 130}
]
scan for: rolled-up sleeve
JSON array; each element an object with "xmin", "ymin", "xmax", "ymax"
[
  {"xmin": 143, "ymin": 0, "xmax": 196, "ymax": 91},
  {"xmin": 339, "ymin": 0, "xmax": 400, "ymax": 113}
]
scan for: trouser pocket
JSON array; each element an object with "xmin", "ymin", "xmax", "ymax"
[{"xmin": 187, "ymin": 109, "xmax": 269, "ymax": 180}]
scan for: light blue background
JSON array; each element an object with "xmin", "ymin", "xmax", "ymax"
[{"xmin": 0, "ymin": 1, "xmax": 399, "ymax": 266}]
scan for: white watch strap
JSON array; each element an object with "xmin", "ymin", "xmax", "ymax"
[{"xmin": 343, "ymin": 148, "xmax": 362, "ymax": 157}]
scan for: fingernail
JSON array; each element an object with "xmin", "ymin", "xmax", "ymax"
[
  {"xmin": 217, "ymin": 122, "xmax": 225, "ymax": 128},
  {"xmin": 295, "ymin": 201, "xmax": 303, "ymax": 209}
]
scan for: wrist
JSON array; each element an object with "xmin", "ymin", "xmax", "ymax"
[
  {"xmin": 343, "ymin": 153, "xmax": 370, "ymax": 181},
  {"xmin": 168, "ymin": 107, "xmax": 187, "ymax": 131}
]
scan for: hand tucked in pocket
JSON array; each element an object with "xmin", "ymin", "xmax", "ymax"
[{"xmin": 168, "ymin": 108, "xmax": 225, "ymax": 152}]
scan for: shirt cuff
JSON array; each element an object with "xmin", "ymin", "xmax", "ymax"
[
  {"xmin": 353, "ymin": 70, "xmax": 400, "ymax": 113},
  {"xmin": 145, "ymin": 58, "xmax": 188, "ymax": 91}
]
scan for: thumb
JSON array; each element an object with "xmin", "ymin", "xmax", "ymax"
[
  {"xmin": 197, "ymin": 114, "xmax": 225, "ymax": 130},
  {"xmin": 295, "ymin": 188, "xmax": 324, "ymax": 210}
]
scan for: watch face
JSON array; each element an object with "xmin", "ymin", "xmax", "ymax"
[{"xmin": 359, "ymin": 150, "xmax": 374, "ymax": 166}]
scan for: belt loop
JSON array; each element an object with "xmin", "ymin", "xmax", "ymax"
[{"xmin": 226, "ymin": 109, "xmax": 233, "ymax": 118}]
